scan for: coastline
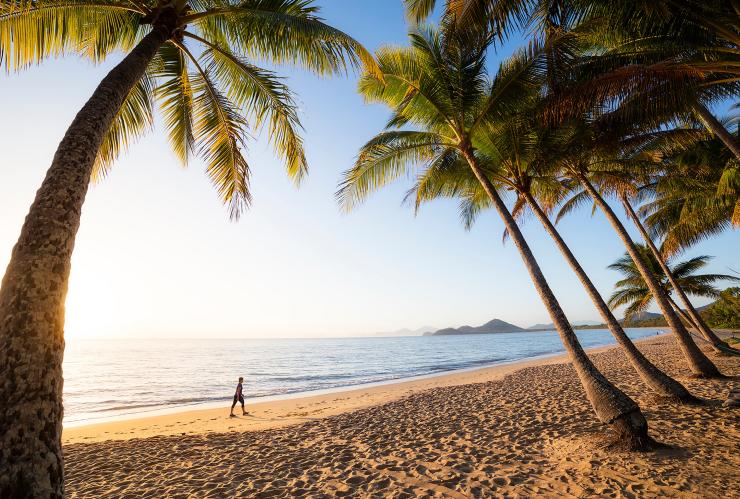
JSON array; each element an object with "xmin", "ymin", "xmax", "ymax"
[
  {"xmin": 64, "ymin": 333, "xmax": 740, "ymax": 497},
  {"xmin": 62, "ymin": 331, "xmax": 668, "ymax": 444}
]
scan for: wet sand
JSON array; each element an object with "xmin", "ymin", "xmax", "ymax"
[{"xmin": 64, "ymin": 335, "xmax": 739, "ymax": 497}]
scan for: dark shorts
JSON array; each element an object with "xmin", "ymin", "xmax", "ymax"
[{"xmin": 233, "ymin": 395, "xmax": 244, "ymax": 404}]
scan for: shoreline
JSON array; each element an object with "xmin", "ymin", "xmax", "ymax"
[
  {"xmin": 64, "ymin": 333, "xmax": 740, "ymax": 497},
  {"xmin": 63, "ymin": 331, "xmax": 669, "ymax": 444}
]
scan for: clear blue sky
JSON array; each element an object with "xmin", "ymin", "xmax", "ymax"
[{"xmin": 0, "ymin": 1, "xmax": 736, "ymax": 338}]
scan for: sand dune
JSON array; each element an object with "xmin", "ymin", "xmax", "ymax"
[{"xmin": 64, "ymin": 336, "xmax": 739, "ymax": 497}]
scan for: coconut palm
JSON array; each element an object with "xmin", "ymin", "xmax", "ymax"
[
  {"xmin": 567, "ymin": 0, "xmax": 740, "ymax": 158},
  {"xmin": 404, "ymin": 0, "xmax": 733, "ymax": 371},
  {"xmin": 607, "ymin": 246, "xmax": 739, "ymax": 327},
  {"xmin": 640, "ymin": 132, "xmax": 739, "ymax": 257},
  {"xmin": 549, "ymin": 122, "xmax": 724, "ymax": 377},
  {"xmin": 620, "ymin": 194, "xmax": 738, "ymax": 353},
  {"xmin": 406, "ymin": 117, "xmax": 697, "ymax": 402},
  {"xmin": 0, "ymin": 1, "xmax": 377, "ymax": 495},
  {"xmin": 404, "ymin": 0, "xmax": 740, "ymax": 157},
  {"xmin": 338, "ymin": 24, "xmax": 656, "ymax": 449}
]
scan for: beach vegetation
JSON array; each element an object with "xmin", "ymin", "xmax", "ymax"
[{"xmin": 338, "ymin": 21, "xmax": 657, "ymax": 450}]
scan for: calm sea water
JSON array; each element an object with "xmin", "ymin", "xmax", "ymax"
[{"xmin": 62, "ymin": 328, "xmax": 661, "ymax": 424}]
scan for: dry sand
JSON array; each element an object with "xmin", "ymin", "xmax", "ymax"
[{"xmin": 64, "ymin": 335, "xmax": 739, "ymax": 497}]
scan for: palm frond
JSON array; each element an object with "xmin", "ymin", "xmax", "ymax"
[
  {"xmin": 337, "ymin": 131, "xmax": 447, "ymax": 211},
  {"xmin": 0, "ymin": 0, "xmax": 143, "ymax": 71},
  {"xmin": 185, "ymin": 43, "xmax": 252, "ymax": 220},
  {"xmin": 155, "ymin": 41, "xmax": 195, "ymax": 165},
  {"xmin": 192, "ymin": 34, "xmax": 307, "ymax": 181},
  {"xmin": 93, "ymin": 66, "xmax": 154, "ymax": 180},
  {"xmin": 188, "ymin": 0, "xmax": 381, "ymax": 80}
]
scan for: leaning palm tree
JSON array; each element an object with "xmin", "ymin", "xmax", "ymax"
[
  {"xmin": 620, "ymin": 194, "xmax": 738, "ymax": 353},
  {"xmin": 638, "ymin": 138, "xmax": 739, "ymax": 349},
  {"xmin": 0, "ymin": 1, "xmax": 377, "ymax": 495},
  {"xmin": 607, "ymin": 246, "xmax": 739, "ymax": 328},
  {"xmin": 550, "ymin": 121, "xmax": 724, "ymax": 378},
  {"xmin": 407, "ymin": 119, "xmax": 696, "ymax": 402},
  {"xmin": 339, "ymin": 24, "xmax": 656, "ymax": 449}
]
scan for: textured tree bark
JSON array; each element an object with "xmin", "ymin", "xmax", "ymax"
[
  {"xmin": 693, "ymin": 102, "xmax": 740, "ymax": 159},
  {"xmin": 522, "ymin": 192, "xmax": 696, "ymax": 403},
  {"xmin": 0, "ymin": 28, "xmax": 169, "ymax": 498},
  {"xmin": 462, "ymin": 150, "xmax": 654, "ymax": 450},
  {"xmin": 621, "ymin": 196, "xmax": 732, "ymax": 352},
  {"xmin": 578, "ymin": 176, "xmax": 722, "ymax": 378}
]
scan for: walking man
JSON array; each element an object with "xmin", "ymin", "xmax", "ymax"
[{"xmin": 230, "ymin": 376, "xmax": 247, "ymax": 417}]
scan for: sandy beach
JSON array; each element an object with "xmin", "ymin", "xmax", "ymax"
[{"xmin": 64, "ymin": 334, "xmax": 739, "ymax": 497}]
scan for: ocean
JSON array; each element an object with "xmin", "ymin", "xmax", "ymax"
[{"xmin": 62, "ymin": 328, "xmax": 662, "ymax": 425}]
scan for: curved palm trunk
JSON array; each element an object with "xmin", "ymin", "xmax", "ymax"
[
  {"xmin": 621, "ymin": 196, "xmax": 733, "ymax": 352},
  {"xmin": 463, "ymin": 151, "xmax": 654, "ymax": 450},
  {"xmin": 0, "ymin": 28, "xmax": 169, "ymax": 497},
  {"xmin": 578, "ymin": 176, "xmax": 722, "ymax": 378},
  {"xmin": 693, "ymin": 102, "xmax": 740, "ymax": 159},
  {"xmin": 521, "ymin": 192, "xmax": 696, "ymax": 403}
]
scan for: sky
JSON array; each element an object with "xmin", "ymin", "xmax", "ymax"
[{"xmin": 0, "ymin": 1, "xmax": 737, "ymax": 339}]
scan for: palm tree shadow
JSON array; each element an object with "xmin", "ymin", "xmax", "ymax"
[{"xmin": 646, "ymin": 444, "xmax": 693, "ymax": 461}]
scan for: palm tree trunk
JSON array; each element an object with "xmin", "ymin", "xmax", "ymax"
[
  {"xmin": 620, "ymin": 195, "xmax": 732, "ymax": 352},
  {"xmin": 462, "ymin": 150, "xmax": 654, "ymax": 450},
  {"xmin": 522, "ymin": 192, "xmax": 696, "ymax": 403},
  {"xmin": 0, "ymin": 28, "xmax": 169, "ymax": 498},
  {"xmin": 693, "ymin": 102, "xmax": 740, "ymax": 159},
  {"xmin": 578, "ymin": 175, "xmax": 722, "ymax": 378},
  {"xmin": 666, "ymin": 294, "xmax": 696, "ymax": 329}
]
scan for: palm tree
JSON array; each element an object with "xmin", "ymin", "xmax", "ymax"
[
  {"xmin": 571, "ymin": 174, "xmax": 724, "ymax": 378},
  {"xmin": 639, "ymin": 132, "xmax": 739, "ymax": 257},
  {"xmin": 404, "ymin": 0, "xmax": 732, "ymax": 374},
  {"xmin": 338, "ymin": 24, "xmax": 656, "ymax": 450},
  {"xmin": 0, "ymin": 1, "xmax": 377, "ymax": 495},
  {"xmin": 405, "ymin": 0, "xmax": 740, "ymax": 157},
  {"xmin": 607, "ymin": 246, "xmax": 739, "ymax": 329},
  {"xmin": 621, "ymin": 194, "xmax": 738, "ymax": 353},
  {"xmin": 570, "ymin": 0, "xmax": 740, "ymax": 158},
  {"xmin": 406, "ymin": 113, "xmax": 697, "ymax": 401}
]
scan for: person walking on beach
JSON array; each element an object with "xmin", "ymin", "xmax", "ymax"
[{"xmin": 230, "ymin": 377, "xmax": 247, "ymax": 417}]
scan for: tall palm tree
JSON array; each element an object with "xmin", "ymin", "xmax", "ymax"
[
  {"xmin": 405, "ymin": 0, "xmax": 733, "ymax": 371},
  {"xmin": 408, "ymin": 120, "xmax": 697, "ymax": 402},
  {"xmin": 0, "ymin": 1, "xmax": 377, "ymax": 495},
  {"xmin": 338, "ymin": 24, "xmax": 656, "ymax": 450},
  {"xmin": 607, "ymin": 246, "xmax": 739, "ymax": 327},
  {"xmin": 563, "ymin": 168, "xmax": 724, "ymax": 378}
]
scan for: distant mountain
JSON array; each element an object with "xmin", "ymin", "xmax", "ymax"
[
  {"xmin": 373, "ymin": 326, "xmax": 437, "ymax": 337},
  {"xmin": 424, "ymin": 319, "xmax": 526, "ymax": 336}
]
